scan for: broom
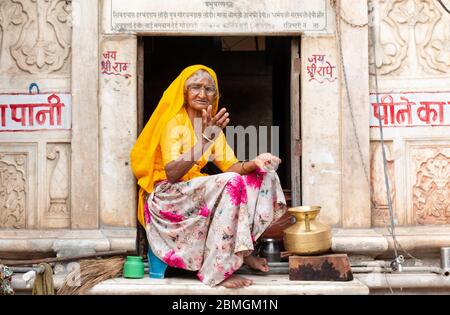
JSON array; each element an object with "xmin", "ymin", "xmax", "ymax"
[{"xmin": 58, "ymin": 256, "xmax": 125, "ymax": 295}]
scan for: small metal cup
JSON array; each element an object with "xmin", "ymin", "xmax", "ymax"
[{"xmin": 259, "ymin": 238, "xmax": 282, "ymax": 263}]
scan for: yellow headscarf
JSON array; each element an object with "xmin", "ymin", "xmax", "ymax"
[{"xmin": 130, "ymin": 65, "xmax": 219, "ymax": 227}]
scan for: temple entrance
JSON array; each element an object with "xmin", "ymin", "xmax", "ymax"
[{"xmin": 136, "ymin": 36, "xmax": 301, "ymax": 254}]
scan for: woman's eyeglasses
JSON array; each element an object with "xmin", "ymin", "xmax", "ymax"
[{"xmin": 188, "ymin": 84, "xmax": 217, "ymax": 96}]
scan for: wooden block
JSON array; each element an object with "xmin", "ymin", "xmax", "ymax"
[{"xmin": 289, "ymin": 254, "xmax": 353, "ymax": 281}]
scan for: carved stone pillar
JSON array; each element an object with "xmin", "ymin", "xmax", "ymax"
[
  {"xmin": 301, "ymin": 0, "xmax": 371, "ymax": 228},
  {"xmin": 71, "ymin": 0, "xmax": 99, "ymax": 229},
  {"xmin": 339, "ymin": 0, "xmax": 371, "ymax": 228}
]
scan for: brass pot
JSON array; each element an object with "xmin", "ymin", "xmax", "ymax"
[{"xmin": 283, "ymin": 206, "xmax": 331, "ymax": 255}]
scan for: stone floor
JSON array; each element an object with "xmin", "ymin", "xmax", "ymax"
[
  {"xmin": 12, "ymin": 272, "xmax": 369, "ymax": 295},
  {"xmin": 12, "ymin": 274, "xmax": 369, "ymax": 295},
  {"xmin": 86, "ymin": 274, "xmax": 369, "ymax": 295},
  {"xmin": 13, "ymin": 271, "xmax": 450, "ymax": 294}
]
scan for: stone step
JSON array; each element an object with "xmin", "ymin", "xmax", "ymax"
[
  {"xmin": 12, "ymin": 273, "xmax": 369, "ymax": 295},
  {"xmin": 83, "ymin": 275, "xmax": 370, "ymax": 295}
]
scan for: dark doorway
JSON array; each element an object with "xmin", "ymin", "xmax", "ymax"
[
  {"xmin": 136, "ymin": 36, "xmax": 297, "ymax": 256},
  {"xmin": 141, "ymin": 36, "xmax": 292, "ymax": 188}
]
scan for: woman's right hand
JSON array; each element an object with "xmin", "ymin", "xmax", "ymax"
[{"xmin": 202, "ymin": 105, "xmax": 230, "ymax": 141}]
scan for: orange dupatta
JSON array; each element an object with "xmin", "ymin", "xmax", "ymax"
[{"xmin": 130, "ymin": 65, "xmax": 219, "ymax": 227}]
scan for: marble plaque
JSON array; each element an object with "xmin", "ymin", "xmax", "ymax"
[{"xmin": 109, "ymin": 0, "xmax": 327, "ymax": 34}]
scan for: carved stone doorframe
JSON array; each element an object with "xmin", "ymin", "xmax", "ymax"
[{"xmin": 98, "ymin": 0, "xmax": 371, "ymax": 230}]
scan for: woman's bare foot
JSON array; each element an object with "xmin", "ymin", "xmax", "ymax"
[
  {"xmin": 244, "ymin": 255, "xmax": 270, "ymax": 272},
  {"xmin": 220, "ymin": 275, "xmax": 253, "ymax": 288}
]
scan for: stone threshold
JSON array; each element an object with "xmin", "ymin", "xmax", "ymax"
[
  {"xmin": 86, "ymin": 275, "xmax": 370, "ymax": 295},
  {"xmin": 12, "ymin": 274, "xmax": 369, "ymax": 295},
  {"xmin": 332, "ymin": 226, "xmax": 450, "ymax": 255}
]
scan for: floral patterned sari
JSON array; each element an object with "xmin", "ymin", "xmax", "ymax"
[{"xmin": 144, "ymin": 169, "xmax": 287, "ymax": 287}]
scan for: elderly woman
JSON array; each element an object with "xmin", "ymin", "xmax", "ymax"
[{"xmin": 131, "ymin": 65, "xmax": 286, "ymax": 288}]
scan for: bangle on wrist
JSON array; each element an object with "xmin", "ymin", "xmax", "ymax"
[
  {"xmin": 241, "ymin": 160, "xmax": 249, "ymax": 172},
  {"xmin": 202, "ymin": 133, "xmax": 214, "ymax": 143}
]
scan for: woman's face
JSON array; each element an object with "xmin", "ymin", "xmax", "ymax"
[{"xmin": 185, "ymin": 75, "xmax": 217, "ymax": 112}]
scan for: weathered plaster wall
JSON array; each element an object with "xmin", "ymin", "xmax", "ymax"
[
  {"xmin": 2, "ymin": 0, "xmax": 449, "ymax": 258},
  {"xmin": 0, "ymin": 0, "xmax": 135, "ymax": 257},
  {"xmin": 301, "ymin": 35, "xmax": 341, "ymax": 226},
  {"xmin": 301, "ymin": 0, "xmax": 370, "ymax": 228},
  {"xmin": 99, "ymin": 34, "xmax": 137, "ymax": 228},
  {"xmin": 369, "ymin": 0, "xmax": 450, "ymax": 228},
  {"xmin": 0, "ymin": 0, "xmax": 72, "ymax": 230}
]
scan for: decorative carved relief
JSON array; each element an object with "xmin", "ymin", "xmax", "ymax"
[
  {"xmin": 370, "ymin": 142, "xmax": 397, "ymax": 227},
  {"xmin": 0, "ymin": 153, "xmax": 26, "ymax": 228},
  {"xmin": 369, "ymin": 0, "xmax": 450, "ymax": 76},
  {"xmin": 0, "ymin": 0, "xmax": 25, "ymax": 71},
  {"xmin": 0, "ymin": 0, "xmax": 72, "ymax": 74},
  {"xmin": 413, "ymin": 151, "xmax": 450, "ymax": 225},
  {"xmin": 421, "ymin": 1, "xmax": 450, "ymax": 73},
  {"xmin": 369, "ymin": 0, "xmax": 408, "ymax": 75},
  {"xmin": 46, "ymin": 144, "xmax": 69, "ymax": 216}
]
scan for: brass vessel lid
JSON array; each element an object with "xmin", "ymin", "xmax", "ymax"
[
  {"xmin": 287, "ymin": 205, "xmax": 321, "ymax": 220},
  {"xmin": 288, "ymin": 205, "xmax": 321, "ymax": 212}
]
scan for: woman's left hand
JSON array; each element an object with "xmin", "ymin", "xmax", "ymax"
[{"xmin": 253, "ymin": 153, "xmax": 282, "ymax": 172}]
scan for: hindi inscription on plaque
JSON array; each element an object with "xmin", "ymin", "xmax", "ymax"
[{"xmin": 110, "ymin": 0, "xmax": 327, "ymax": 34}]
